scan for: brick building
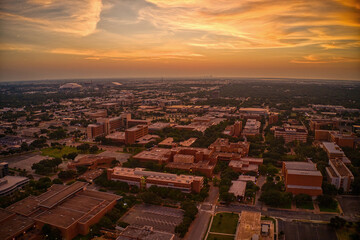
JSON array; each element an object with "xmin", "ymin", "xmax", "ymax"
[
  {"xmin": 315, "ymin": 130, "xmax": 355, "ymax": 149},
  {"xmin": 107, "ymin": 167, "xmax": 203, "ymax": 193},
  {"xmin": 67, "ymin": 156, "xmax": 116, "ymax": 170},
  {"xmin": 87, "ymin": 123, "xmax": 105, "ymax": 139},
  {"xmin": 268, "ymin": 113, "xmax": 279, "ymax": 125},
  {"xmin": 209, "ymin": 138, "xmax": 250, "ymax": 157},
  {"xmin": 309, "ymin": 119, "xmax": 339, "ymax": 131},
  {"xmin": 228, "ymin": 157, "xmax": 263, "ymax": 173},
  {"xmin": 125, "ymin": 125, "xmax": 149, "ymax": 144},
  {"xmin": 282, "ymin": 162, "xmax": 323, "ymax": 196},
  {"xmin": 273, "ymin": 125, "xmax": 308, "ymax": 143},
  {"xmin": 6, "ymin": 182, "xmax": 120, "ymax": 240}
]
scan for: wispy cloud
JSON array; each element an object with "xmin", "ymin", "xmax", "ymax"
[
  {"xmin": 0, "ymin": 0, "xmax": 103, "ymax": 36},
  {"xmin": 139, "ymin": 0, "xmax": 360, "ymax": 51},
  {"xmin": 291, "ymin": 54, "xmax": 360, "ymax": 63}
]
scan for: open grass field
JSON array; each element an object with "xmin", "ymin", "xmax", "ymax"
[
  {"xmin": 41, "ymin": 146, "xmax": 78, "ymax": 158},
  {"xmin": 210, "ymin": 213, "xmax": 239, "ymax": 234},
  {"xmin": 207, "ymin": 233, "xmax": 234, "ymax": 240}
]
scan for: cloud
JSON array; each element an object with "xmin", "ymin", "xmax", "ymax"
[
  {"xmin": 139, "ymin": 0, "xmax": 360, "ymax": 51},
  {"xmin": 49, "ymin": 47, "xmax": 203, "ymax": 61},
  {"xmin": 291, "ymin": 54, "xmax": 360, "ymax": 63},
  {"xmin": 0, "ymin": 0, "xmax": 103, "ymax": 36}
]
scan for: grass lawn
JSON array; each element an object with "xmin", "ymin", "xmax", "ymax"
[
  {"xmin": 41, "ymin": 146, "xmax": 78, "ymax": 158},
  {"xmin": 272, "ymin": 202, "xmax": 291, "ymax": 209},
  {"xmin": 319, "ymin": 205, "xmax": 340, "ymax": 213},
  {"xmin": 207, "ymin": 233, "xmax": 234, "ymax": 240},
  {"xmin": 296, "ymin": 201, "xmax": 314, "ymax": 210},
  {"xmin": 210, "ymin": 213, "xmax": 239, "ymax": 234}
]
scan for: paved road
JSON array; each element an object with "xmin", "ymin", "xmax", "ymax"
[
  {"xmin": 184, "ymin": 183, "xmax": 219, "ymax": 240},
  {"xmin": 216, "ymin": 204, "xmax": 337, "ymax": 222}
]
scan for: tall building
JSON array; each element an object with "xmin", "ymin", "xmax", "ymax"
[
  {"xmin": 97, "ymin": 117, "xmax": 122, "ymax": 135},
  {"xmin": 125, "ymin": 125, "xmax": 149, "ymax": 144},
  {"xmin": 87, "ymin": 123, "xmax": 105, "ymax": 139},
  {"xmin": 326, "ymin": 158, "xmax": 354, "ymax": 192},
  {"xmin": 107, "ymin": 167, "xmax": 203, "ymax": 193},
  {"xmin": 233, "ymin": 121, "xmax": 242, "ymax": 137},
  {"xmin": 282, "ymin": 161, "xmax": 323, "ymax": 196}
]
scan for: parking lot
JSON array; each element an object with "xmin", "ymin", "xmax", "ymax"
[
  {"xmin": 1, "ymin": 152, "xmax": 47, "ymax": 171},
  {"xmin": 278, "ymin": 220, "xmax": 337, "ymax": 240},
  {"xmin": 120, "ymin": 204, "xmax": 183, "ymax": 234},
  {"xmin": 337, "ymin": 196, "xmax": 360, "ymax": 221}
]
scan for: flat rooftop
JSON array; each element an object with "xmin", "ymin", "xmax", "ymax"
[
  {"xmin": 126, "ymin": 125, "xmax": 148, "ymax": 132},
  {"xmin": 34, "ymin": 189, "xmax": 120, "ymax": 228},
  {"xmin": 159, "ymin": 137, "xmax": 174, "ymax": 145},
  {"xmin": 0, "ymin": 209, "xmax": 34, "ymax": 240},
  {"xmin": 0, "ymin": 175, "xmax": 29, "ymax": 193},
  {"xmin": 287, "ymin": 169, "xmax": 322, "ymax": 177},
  {"xmin": 329, "ymin": 158, "xmax": 353, "ymax": 177},
  {"xmin": 111, "ymin": 167, "xmax": 203, "ymax": 184},
  {"xmin": 133, "ymin": 148, "xmax": 171, "ymax": 161},
  {"xmin": 284, "ymin": 161, "xmax": 317, "ymax": 171},
  {"xmin": 322, "ymin": 142, "xmax": 344, "ymax": 155},
  {"xmin": 229, "ymin": 180, "xmax": 246, "ymax": 197},
  {"xmin": 39, "ymin": 181, "xmax": 88, "ymax": 209},
  {"xmin": 179, "ymin": 138, "xmax": 197, "ymax": 147}
]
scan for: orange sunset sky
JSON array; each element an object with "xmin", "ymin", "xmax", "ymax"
[{"xmin": 0, "ymin": 0, "xmax": 359, "ymax": 81}]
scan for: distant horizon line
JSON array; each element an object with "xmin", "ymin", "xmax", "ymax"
[{"xmin": 1, "ymin": 76, "xmax": 360, "ymax": 84}]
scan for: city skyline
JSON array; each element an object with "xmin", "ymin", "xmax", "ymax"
[{"xmin": 0, "ymin": 0, "xmax": 359, "ymax": 81}]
